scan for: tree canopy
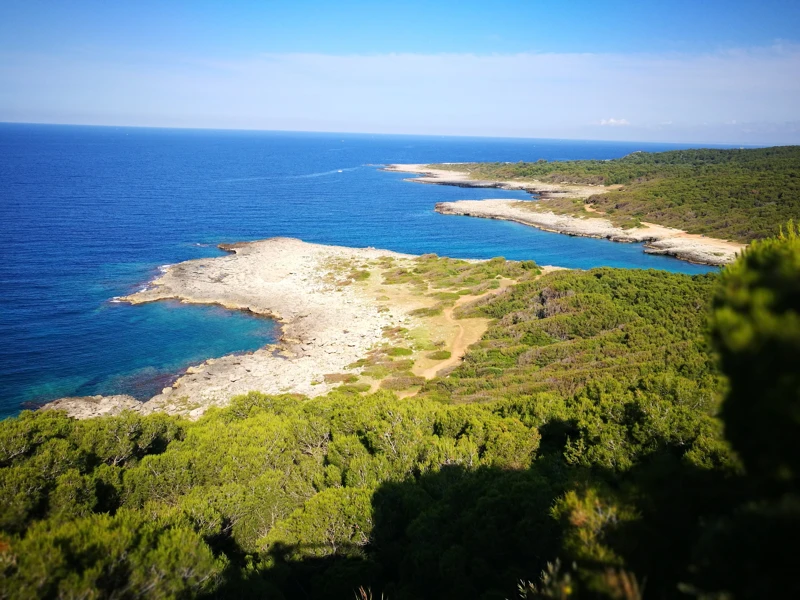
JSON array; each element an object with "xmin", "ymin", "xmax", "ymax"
[{"xmin": 2, "ymin": 229, "xmax": 799, "ymax": 598}]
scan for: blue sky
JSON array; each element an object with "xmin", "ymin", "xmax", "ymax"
[{"xmin": 1, "ymin": 0, "xmax": 799, "ymax": 143}]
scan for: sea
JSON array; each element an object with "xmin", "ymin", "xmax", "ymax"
[{"xmin": 0, "ymin": 124, "xmax": 728, "ymax": 418}]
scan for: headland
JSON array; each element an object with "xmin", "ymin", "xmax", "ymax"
[
  {"xmin": 44, "ymin": 238, "xmax": 543, "ymax": 418},
  {"xmin": 385, "ymin": 164, "xmax": 745, "ymax": 266}
]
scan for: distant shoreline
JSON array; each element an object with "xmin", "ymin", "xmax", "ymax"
[{"xmin": 384, "ymin": 164, "xmax": 745, "ymax": 266}]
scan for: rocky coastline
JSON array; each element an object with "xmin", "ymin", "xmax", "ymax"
[
  {"xmin": 41, "ymin": 238, "xmax": 506, "ymax": 419},
  {"xmin": 387, "ymin": 164, "xmax": 745, "ymax": 266},
  {"xmin": 39, "ymin": 161, "xmax": 745, "ymax": 420},
  {"xmin": 383, "ymin": 163, "xmax": 604, "ymax": 200}
]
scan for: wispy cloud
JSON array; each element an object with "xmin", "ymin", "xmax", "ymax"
[
  {"xmin": 1, "ymin": 44, "xmax": 799, "ymax": 143},
  {"xmin": 600, "ymin": 118, "xmax": 630, "ymax": 127}
]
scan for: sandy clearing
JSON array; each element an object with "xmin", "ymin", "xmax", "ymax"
[{"xmin": 414, "ymin": 278, "xmax": 517, "ymax": 380}]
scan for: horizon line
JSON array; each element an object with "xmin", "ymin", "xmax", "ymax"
[{"xmin": 0, "ymin": 120, "xmax": 771, "ymax": 149}]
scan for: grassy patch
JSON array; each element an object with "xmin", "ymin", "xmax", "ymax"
[
  {"xmin": 409, "ymin": 306, "xmax": 444, "ymax": 317},
  {"xmin": 336, "ymin": 383, "xmax": 371, "ymax": 394},
  {"xmin": 379, "ymin": 375, "xmax": 426, "ymax": 390},
  {"xmin": 429, "ymin": 291, "xmax": 461, "ymax": 302},
  {"xmin": 385, "ymin": 347, "xmax": 413, "ymax": 357},
  {"xmin": 348, "ymin": 269, "xmax": 371, "ymax": 281},
  {"xmin": 383, "ymin": 254, "xmax": 539, "ymax": 298},
  {"xmin": 407, "ymin": 327, "xmax": 438, "ymax": 351},
  {"xmin": 382, "ymin": 326, "xmax": 409, "ymax": 340},
  {"xmin": 323, "ymin": 373, "xmax": 360, "ymax": 384},
  {"xmin": 362, "ymin": 365, "xmax": 391, "ymax": 379}
]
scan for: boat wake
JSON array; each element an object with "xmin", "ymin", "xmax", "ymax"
[{"xmin": 291, "ymin": 167, "xmax": 358, "ymax": 179}]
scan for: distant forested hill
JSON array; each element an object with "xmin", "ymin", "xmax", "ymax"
[{"xmin": 432, "ymin": 146, "xmax": 800, "ymax": 242}]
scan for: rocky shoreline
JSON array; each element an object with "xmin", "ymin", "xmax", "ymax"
[
  {"xmin": 435, "ymin": 199, "xmax": 743, "ymax": 266},
  {"xmin": 45, "ymin": 239, "xmax": 414, "ymax": 418},
  {"xmin": 383, "ymin": 163, "xmax": 604, "ymax": 200},
  {"xmin": 39, "ymin": 161, "xmax": 744, "ymax": 420},
  {"xmin": 387, "ymin": 164, "xmax": 745, "ymax": 266},
  {"xmin": 42, "ymin": 238, "xmax": 507, "ymax": 420}
]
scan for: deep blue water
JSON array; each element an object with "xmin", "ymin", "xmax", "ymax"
[{"xmin": 0, "ymin": 124, "xmax": 725, "ymax": 417}]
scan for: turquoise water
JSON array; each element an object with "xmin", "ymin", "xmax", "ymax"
[{"xmin": 0, "ymin": 124, "xmax": 724, "ymax": 417}]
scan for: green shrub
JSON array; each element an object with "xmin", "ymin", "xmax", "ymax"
[
  {"xmin": 380, "ymin": 375, "xmax": 426, "ymax": 390},
  {"xmin": 385, "ymin": 347, "xmax": 413, "ymax": 357}
]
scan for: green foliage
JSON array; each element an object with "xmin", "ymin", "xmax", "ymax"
[
  {"xmin": 438, "ymin": 268, "xmax": 721, "ymax": 420},
  {"xmin": 551, "ymin": 488, "xmax": 637, "ymax": 566},
  {"xmin": 433, "ymin": 146, "xmax": 800, "ymax": 241},
  {"xmin": 385, "ymin": 347, "xmax": 413, "ymax": 357},
  {"xmin": 262, "ymin": 487, "xmax": 373, "ymax": 558},
  {"xmin": 711, "ymin": 221, "xmax": 800, "ymax": 483},
  {"xmin": 349, "ymin": 269, "xmax": 371, "ymax": 281},
  {"xmin": 0, "ymin": 391, "xmax": 546, "ymax": 598},
  {"xmin": 383, "ymin": 253, "xmax": 539, "ymax": 297},
  {"xmin": 673, "ymin": 224, "xmax": 800, "ymax": 599},
  {"xmin": 379, "ymin": 375, "xmax": 426, "ymax": 390},
  {"xmin": 6, "ymin": 232, "xmax": 800, "ymax": 597},
  {"xmin": 0, "ymin": 509, "xmax": 225, "ymax": 598}
]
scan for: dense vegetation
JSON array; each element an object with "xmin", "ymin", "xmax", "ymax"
[
  {"xmin": 428, "ymin": 268, "xmax": 721, "ymax": 407},
  {"xmin": 2, "ymin": 228, "xmax": 799, "ymax": 599},
  {"xmin": 432, "ymin": 146, "xmax": 800, "ymax": 242}
]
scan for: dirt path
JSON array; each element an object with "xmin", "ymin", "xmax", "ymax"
[
  {"xmin": 416, "ymin": 276, "xmax": 537, "ymax": 380},
  {"xmin": 419, "ymin": 304, "xmax": 470, "ymax": 379}
]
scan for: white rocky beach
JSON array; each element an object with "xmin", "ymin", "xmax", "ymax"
[
  {"xmin": 386, "ymin": 164, "xmax": 746, "ymax": 266},
  {"xmin": 43, "ymin": 238, "xmax": 508, "ymax": 419}
]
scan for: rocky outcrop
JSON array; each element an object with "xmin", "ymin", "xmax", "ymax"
[
  {"xmin": 45, "ymin": 239, "xmax": 423, "ymax": 419},
  {"xmin": 383, "ymin": 163, "xmax": 606, "ymax": 200},
  {"xmin": 40, "ymin": 395, "xmax": 142, "ymax": 419}
]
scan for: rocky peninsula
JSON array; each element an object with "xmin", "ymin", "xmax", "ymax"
[
  {"xmin": 45, "ymin": 238, "xmax": 526, "ymax": 419},
  {"xmin": 386, "ymin": 164, "xmax": 746, "ymax": 266}
]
